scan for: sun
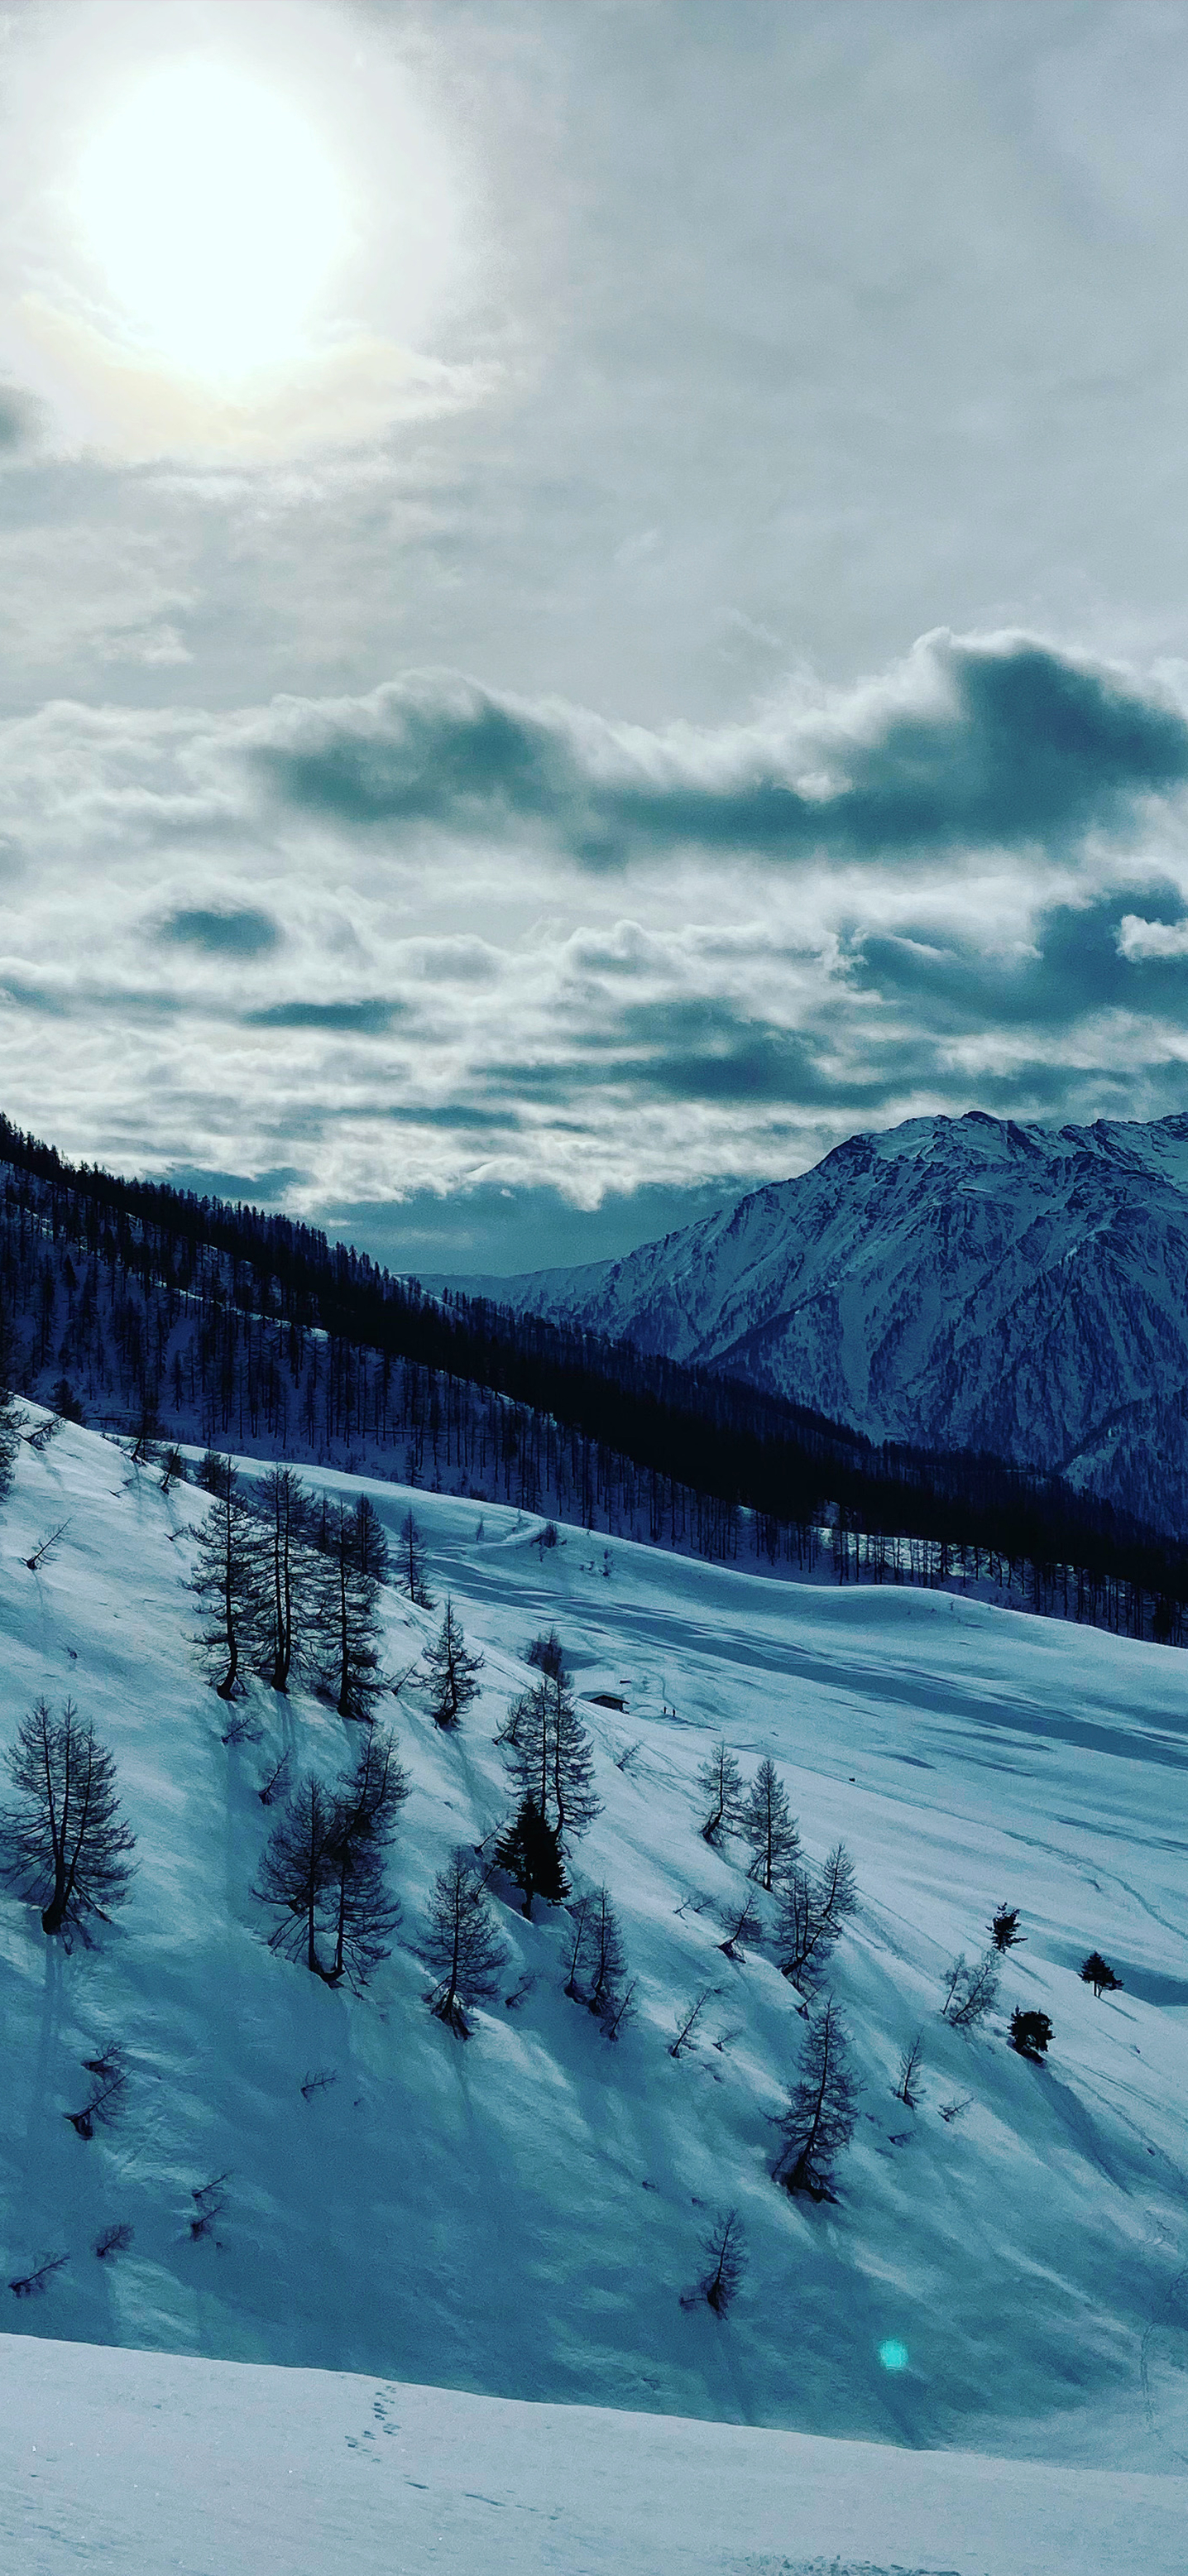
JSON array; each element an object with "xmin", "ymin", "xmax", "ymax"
[{"xmin": 72, "ymin": 59, "xmax": 352, "ymax": 386}]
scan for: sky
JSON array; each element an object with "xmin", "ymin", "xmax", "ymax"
[{"xmin": 4, "ymin": 1, "xmax": 1188, "ymax": 1272}]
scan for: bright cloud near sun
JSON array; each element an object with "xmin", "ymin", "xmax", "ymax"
[
  {"xmin": 74, "ymin": 60, "xmax": 352, "ymax": 386},
  {"xmin": 0, "ymin": 2, "xmax": 486, "ymax": 459}
]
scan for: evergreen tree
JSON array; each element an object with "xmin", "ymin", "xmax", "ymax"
[
  {"xmin": 252, "ymin": 1773, "xmax": 338, "ymax": 1976},
  {"xmin": 422, "ymin": 1849, "xmax": 509, "ymax": 2033},
  {"xmin": 525, "ymin": 1626, "xmax": 564, "ymax": 1678},
  {"xmin": 191, "ymin": 1463, "xmax": 263, "ymax": 1701},
  {"xmin": 742, "ymin": 1758, "xmax": 801, "ymax": 1891},
  {"xmin": 423, "ymin": 1600, "xmax": 484, "ymax": 1730},
  {"xmin": 697, "ymin": 1739, "xmax": 745, "ymax": 1844},
  {"xmin": 773, "ymin": 1996, "xmax": 860, "ymax": 2199},
  {"xmin": 1009, "ymin": 2006, "xmax": 1053, "ymax": 2060},
  {"xmin": 0, "ymin": 1699, "xmax": 135, "ymax": 1939},
  {"xmin": 495, "ymin": 1794, "xmax": 569, "ymax": 1917},
  {"xmin": 1080, "ymin": 1950, "xmax": 1122, "ymax": 1997},
  {"xmin": 989, "ymin": 1904, "xmax": 1024, "ymax": 1954},
  {"xmin": 499, "ymin": 1667, "xmax": 601, "ymax": 1843},
  {"xmin": 397, "ymin": 1508, "xmax": 434, "ymax": 1608},
  {"xmin": 314, "ymin": 1502, "xmax": 388, "ymax": 1721}
]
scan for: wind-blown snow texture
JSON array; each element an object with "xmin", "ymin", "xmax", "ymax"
[
  {"xmin": 451, "ymin": 1109, "xmax": 1188, "ymax": 1530},
  {"xmin": 0, "ymin": 1413, "xmax": 1186, "ymax": 2563},
  {"xmin": 4, "ymin": 2334, "xmax": 1187, "ymax": 2576}
]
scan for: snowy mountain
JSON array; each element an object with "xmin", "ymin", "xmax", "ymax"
[
  {"xmin": 2, "ymin": 1407, "xmax": 1186, "ymax": 2503},
  {"xmin": 448, "ymin": 1109, "xmax": 1188, "ymax": 1529}
]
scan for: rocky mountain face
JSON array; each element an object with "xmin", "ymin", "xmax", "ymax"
[{"xmin": 453, "ymin": 1111, "xmax": 1188, "ymax": 1532}]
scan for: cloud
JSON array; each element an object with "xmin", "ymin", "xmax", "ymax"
[
  {"xmin": 250, "ymin": 631, "xmax": 1188, "ymax": 866},
  {"xmin": 160, "ymin": 904, "xmax": 280, "ymax": 957},
  {"xmin": 0, "ymin": 379, "xmax": 44, "ymax": 454}
]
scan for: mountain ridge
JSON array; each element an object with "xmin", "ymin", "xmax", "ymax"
[{"xmin": 433, "ymin": 1108, "xmax": 1188, "ymax": 1531}]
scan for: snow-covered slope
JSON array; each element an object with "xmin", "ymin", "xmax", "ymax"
[
  {"xmin": 6, "ymin": 2334, "xmax": 1187, "ymax": 2576},
  {"xmin": 450, "ymin": 1109, "xmax": 1188, "ymax": 1528},
  {"xmin": 1, "ymin": 1413, "xmax": 1186, "ymax": 2480}
]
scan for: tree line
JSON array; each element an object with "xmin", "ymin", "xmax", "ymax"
[{"xmin": 4, "ymin": 1115, "xmax": 1188, "ymax": 1646}]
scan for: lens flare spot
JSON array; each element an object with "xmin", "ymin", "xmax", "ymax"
[{"xmin": 879, "ymin": 2339, "xmax": 909, "ymax": 2372}]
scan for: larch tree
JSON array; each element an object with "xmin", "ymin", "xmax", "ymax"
[
  {"xmin": 0, "ymin": 1700, "xmax": 135, "ymax": 1940},
  {"xmin": 568, "ymin": 1883, "xmax": 627, "ymax": 2022},
  {"xmin": 774, "ymin": 1842, "xmax": 858, "ymax": 1988},
  {"xmin": 697, "ymin": 1740, "xmax": 745, "ymax": 1844},
  {"xmin": 252, "ymin": 1773, "xmax": 338, "ymax": 1977},
  {"xmin": 353, "ymin": 1495, "xmax": 390, "ymax": 1584},
  {"xmin": 315, "ymin": 1502, "xmax": 389, "ymax": 1722},
  {"xmin": 498, "ymin": 1667, "xmax": 601, "ymax": 1846},
  {"xmin": 773, "ymin": 1996, "xmax": 860, "ymax": 2200},
  {"xmin": 255, "ymin": 1465, "xmax": 310, "ymax": 1696},
  {"xmin": 323, "ymin": 1725, "xmax": 410, "ymax": 1987},
  {"xmin": 422, "ymin": 1849, "xmax": 509, "ymax": 2034},
  {"xmin": 397, "ymin": 1508, "xmax": 434, "ymax": 1608},
  {"xmin": 0, "ymin": 1297, "xmax": 18, "ymax": 1503},
  {"xmin": 423, "ymin": 1600, "xmax": 484, "ymax": 1730},
  {"xmin": 743, "ymin": 1758, "xmax": 801, "ymax": 1891},
  {"xmin": 191, "ymin": 1463, "xmax": 263, "ymax": 1701}
]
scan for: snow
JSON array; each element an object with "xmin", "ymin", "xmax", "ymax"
[
  {"xmin": 3, "ymin": 2332, "xmax": 1187, "ymax": 2576},
  {"xmin": 1, "ymin": 1412, "xmax": 1187, "ymax": 2564},
  {"xmin": 442, "ymin": 1106, "xmax": 1188, "ymax": 1528}
]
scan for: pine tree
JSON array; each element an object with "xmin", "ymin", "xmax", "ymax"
[
  {"xmin": 422, "ymin": 1849, "xmax": 509, "ymax": 2034},
  {"xmin": 773, "ymin": 1996, "xmax": 860, "ymax": 2199},
  {"xmin": 498, "ymin": 1669, "xmax": 601, "ymax": 1843},
  {"xmin": 397, "ymin": 1508, "xmax": 434, "ymax": 1608},
  {"xmin": 0, "ymin": 1700, "xmax": 135, "ymax": 1939},
  {"xmin": 423, "ymin": 1600, "xmax": 484, "ymax": 1730},
  {"xmin": 1080, "ymin": 1950, "xmax": 1122, "ymax": 1998},
  {"xmin": 191, "ymin": 1465, "xmax": 263, "ymax": 1701},
  {"xmin": 252, "ymin": 1773, "xmax": 338, "ymax": 1976},
  {"xmin": 314, "ymin": 1502, "xmax": 388, "ymax": 1721},
  {"xmin": 495, "ymin": 1795, "xmax": 569, "ymax": 1917},
  {"xmin": 990, "ymin": 1903, "xmax": 1024, "ymax": 1954},
  {"xmin": 742, "ymin": 1758, "xmax": 800, "ymax": 1891},
  {"xmin": 697, "ymin": 1740, "xmax": 745, "ymax": 1844}
]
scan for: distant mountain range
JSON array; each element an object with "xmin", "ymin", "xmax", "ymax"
[{"xmin": 441, "ymin": 1109, "xmax": 1188, "ymax": 1533}]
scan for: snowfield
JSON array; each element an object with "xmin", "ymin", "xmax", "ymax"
[{"xmin": 0, "ymin": 1413, "xmax": 1186, "ymax": 2568}]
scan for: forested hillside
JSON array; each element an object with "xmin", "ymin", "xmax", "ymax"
[{"xmin": 3, "ymin": 1114, "xmax": 1188, "ymax": 1648}]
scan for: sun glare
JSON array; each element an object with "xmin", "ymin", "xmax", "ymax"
[{"xmin": 73, "ymin": 60, "xmax": 352, "ymax": 385}]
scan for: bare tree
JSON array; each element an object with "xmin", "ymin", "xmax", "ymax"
[
  {"xmin": 563, "ymin": 1889, "xmax": 594, "ymax": 1996},
  {"xmin": 397, "ymin": 1507, "xmax": 434, "ymax": 1608},
  {"xmin": 0, "ymin": 1699, "xmax": 135, "ymax": 1939},
  {"xmin": 189, "ymin": 2174, "xmax": 230, "ymax": 2241},
  {"xmin": 894, "ymin": 2031, "xmax": 925, "ymax": 2108},
  {"xmin": 718, "ymin": 1890, "xmax": 764, "ymax": 1959},
  {"xmin": 697, "ymin": 1740, "xmax": 745, "ymax": 1844},
  {"xmin": 423, "ymin": 1600, "xmax": 484, "ymax": 1730},
  {"xmin": 525, "ymin": 1626, "xmax": 564, "ymax": 1678},
  {"xmin": 257, "ymin": 1748, "xmax": 292, "ymax": 1807},
  {"xmin": 255, "ymin": 1465, "xmax": 309, "ymax": 1695},
  {"xmin": 9, "ymin": 2252, "xmax": 68, "ymax": 2297},
  {"xmin": 773, "ymin": 1996, "xmax": 860, "ymax": 2199},
  {"xmin": 25, "ymin": 1519, "xmax": 71, "ymax": 1574},
  {"xmin": 774, "ymin": 1843, "xmax": 858, "ymax": 1988},
  {"xmin": 940, "ymin": 1949, "xmax": 1000, "ymax": 2030},
  {"xmin": 582, "ymin": 1886, "xmax": 627, "ymax": 2021},
  {"xmin": 670, "ymin": 1985, "xmax": 717, "ymax": 2058},
  {"xmin": 314, "ymin": 1502, "xmax": 390, "ymax": 1721},
  {"xmin": 322, "ymin": 1725, "xmax": 409, "ymax": 1988},
  {"xmin": 682, "ymin": 2208, "xmax": 747, "ymax": 2317},
  {"xmin": 0, "ymin": 1307, "xmax": 18, "ymax": 1502},
  {"xmin": 191, "ymin": 1465, "xmax": 262, "ymax": 1700},
  {"xmin": 65, "ymin": 2043, "xmax": 128, "ymax": 2139},
  {"xmin": 742, "ymin": 1758, "xmax": 800, "ymax": 1891},
  {"xmin": 253, "ymin": 1773, "xmax": 338, "ymax": 1977},
  {"xmin": 93, "ymin": 2223, "xmax": 133, "ymax": 2260},
  {"xmin": 423, "ymin": 1849, "xmax": 509, "ymax": 2035}
]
